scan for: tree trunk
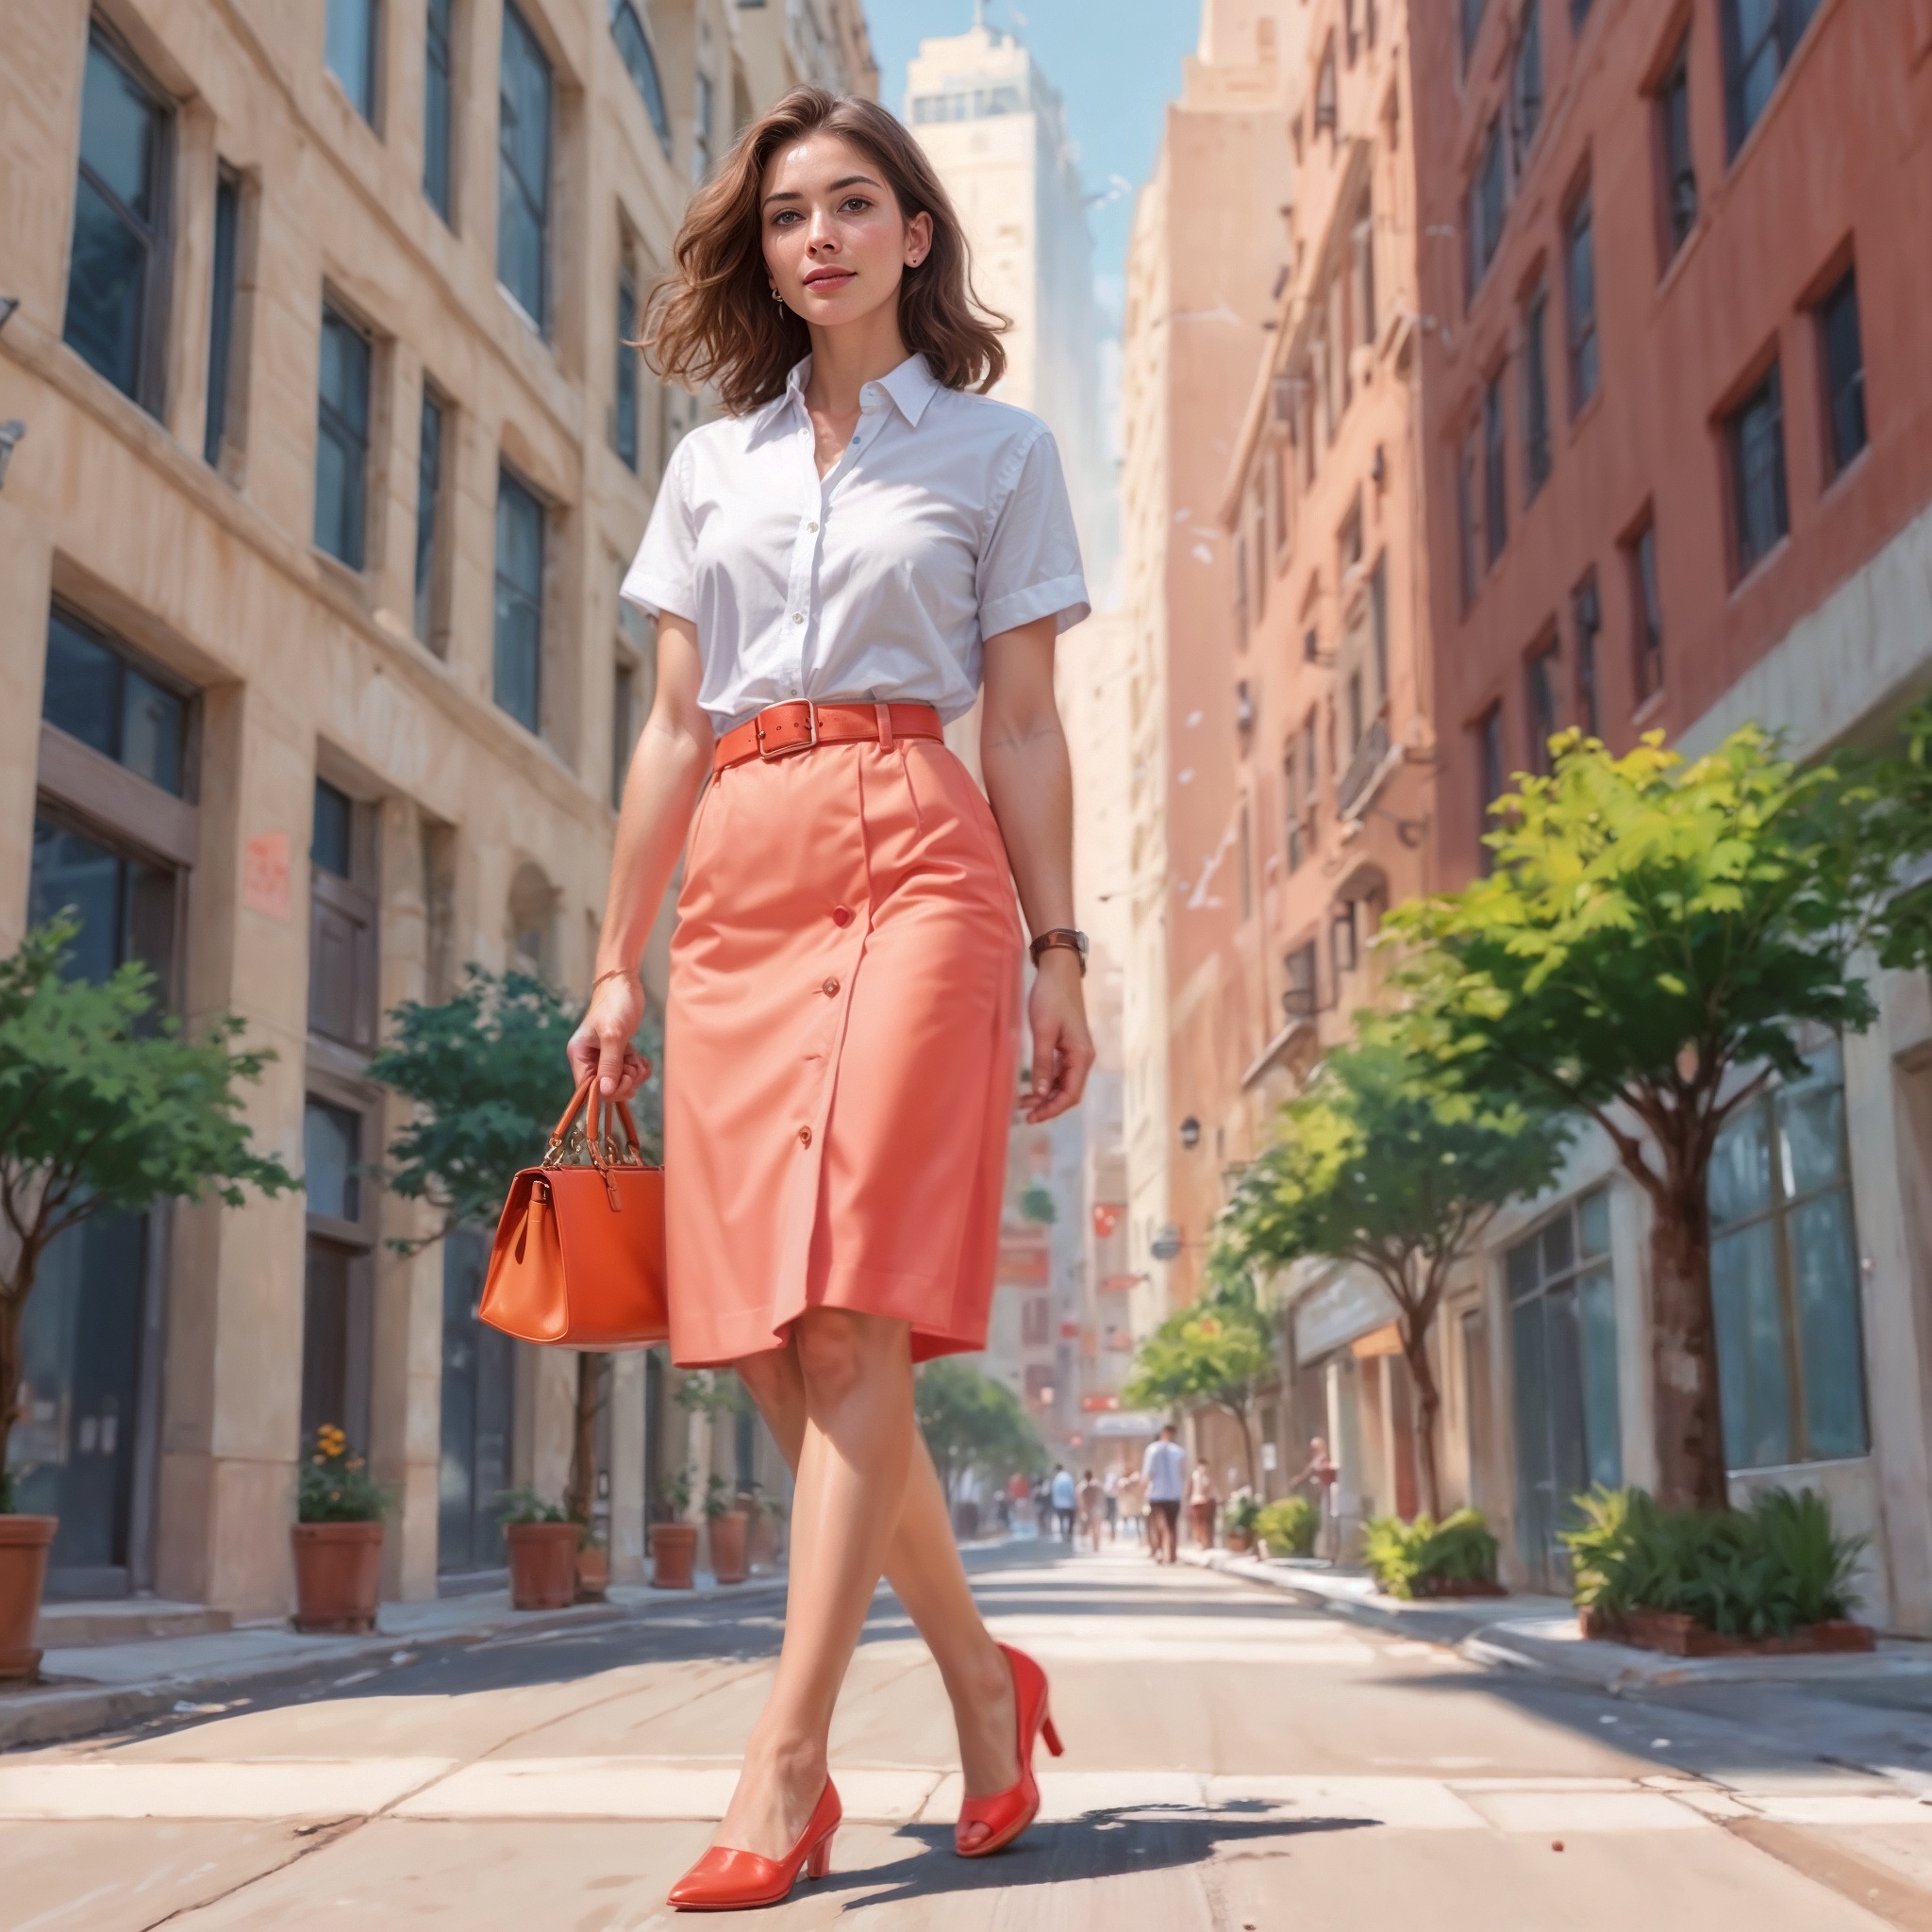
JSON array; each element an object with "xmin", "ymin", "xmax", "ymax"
[
  {"xmin": 564, "ymin": 1352, "xmax": 605, "ymax": 1527},
  {"xmin": 0, "ymin": 1285, "xmax": 22, "ymax": 1478},
  {"xmin": 1647, "ymin": 1165, "xmax": 1729, "ymax": 1512},
  {"xmin": 1400, "ymin": 1324, "xmax": 1444, "ymax": 1523},
  {"xmin": 1226, "ymin": 1404, "xmax": 1257, "ymax": 1490}
]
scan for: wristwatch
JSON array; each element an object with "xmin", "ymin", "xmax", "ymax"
[{"xmin": 1029, "ymin": 927, "xmax": 1089, "ymax": 975}]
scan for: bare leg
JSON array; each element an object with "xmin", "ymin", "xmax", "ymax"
[{"xmin": 738, "ymin": 1340, "xmax": 1019, "ymax": 1807}]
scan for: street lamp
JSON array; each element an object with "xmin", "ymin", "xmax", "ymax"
[{"xmin": 1150, "ymin": 1224, "xmax": 1183, "ymax": 1262}]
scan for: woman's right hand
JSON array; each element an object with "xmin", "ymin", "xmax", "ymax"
[{"xmin": 568, "ymin": 975, "xmax": 650, "ymax": 1102}]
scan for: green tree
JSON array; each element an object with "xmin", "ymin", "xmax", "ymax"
[
  {"xmin": 1389, "ymin": 724, "xmax": 1932, "ymax": 1512},
  {"xmin": 1223, "ymin": 1029, "xmax": 1565, "ymax": 1520},
  {"xmin": 368, "ymin": 964, "xmax": 663, "ymax": 1530},
  {"xmin": 0, "ymin": 919, "xmax": 295, "ymax": 1505},
  {"xmin": 1122, "ymin": 1257, "xmax": 1275, "ymax": 1487},
  {"xmin": 915, "ymin": 1358, "xmax": 1045, "ymax": 1498}
]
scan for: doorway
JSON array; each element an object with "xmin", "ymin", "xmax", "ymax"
[{"xmin": 438, "ymin": 1229, "xmax": 515, "ymax": 1576}]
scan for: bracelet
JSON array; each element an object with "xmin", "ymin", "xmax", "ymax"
[{"xmin": 1028, "ymin": 928, "xmax": 1089, "ymax": 976}]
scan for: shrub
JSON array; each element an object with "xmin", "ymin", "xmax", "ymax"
[
  {"xmin": 1362, "ymin": 1509, "xmax": 1499, "ymax": 1599},
  {"xmin": 498, "ymin": 1486, "xmax": 569, "ymax": 1526},
  {"xmin": 1224, "ymin": 1490, "xmax": 1262, "ymax": 1536},
  {"xmin": 1562, "ymin": 1485, "xmax": 1864, "ymax": 1638},
  {"xmin": 1254, "ymin": 1496, "xmax": 1319, "ymax": 1557},
  {"xmin": 296, "ymin": 1425, "xmax": 391, "ymax": 1524}
]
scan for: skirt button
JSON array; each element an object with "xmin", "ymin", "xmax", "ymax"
[
  {"xmin": 822, "ymin": 976, "xmax": 841, "ymax": 996},
  {"xmin": 832, "ymin": 906, "xmax": 853, "ymax": 926},
  {"xmin": 797, "ymin": 1124, "xmax": 813, "ymax": 1147}
]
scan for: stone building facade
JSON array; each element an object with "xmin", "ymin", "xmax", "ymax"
[{"xmin": 0, "ymin": 0, "xmax": 873, "ymax": 1614}]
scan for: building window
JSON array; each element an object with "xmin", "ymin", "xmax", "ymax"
[
  {"xmin": 1283, "ymin": 940, "xmax": 1319, "ymax": 1020},
  {"xmin": 1507, "ymin": 1188, "xmax": 1621, "ymax": 1588},
  {"xmin": 1369, "ymin": 555, "xmax": 1389, "ymax": 701},
  {"xmin": 493, "ymin": 470, "xmax": 544, "ymax": 732},
  {"xmin": 1483, "ymin": 372, "xmax": 1507, "ymax": 565},
  {"xmin": 610, "ymin": 0, "xmax": 673, "ymax": 156},
  {"xmin": 1657, "ymin": 36, "xmax": 1697, "ymax": 260},
  {"xmin": 615, "ymin": 260, "xmax": 641, "ymax": 470},
  {"xmin": 1284, "ymin": 751, "xmax": 1306, "ymax": 873},
  {"xmin": 1457, "ymin": 428, "xmax": 1480, "ymax": 610},
  {"xmin": 43, "ymin": 606, "xmax": 189, "ymax": 797},
  {"xmin": 1522, "ymin": 279, "xmax": 1551, "ymax": 499},
  {"xmin": 314, "ymin": 304, "xmax": 372, "ymax": 571},
  {"xmin": 424, "ymin": 0, "xmax": 455, "ymax": 220},
  {"xmin": 1816, "ymin": 269, "xmax": 1867, "ymax": 478},
  {"xmin": 1723, "ymin": 0, "xmax": 1821, "ymax": 157},
  {"xmin": 1564, "ymin": 191, "xmax": 1598, "ymax": 412},
  {"xmin": 1510, "ymin": 1, "xmax": 1543, "ymax": 167},
  {"xmin": 414, "ymin": 386, "xmax": 446, "ymax": 646},
  {"xmin": 1728, "ymin": 360, "xmax": 1789, "ymax": 576},
  {"xmin": 498, "ymin": 2, "xmax": 553, "ymax": 330},
  {"xmin": 1234, "ymin": 534, "xmax": 1250, "ymax": 647},
  {"xmin": 308, "ymin": 776, "xmax": 378, "ymax": 1050},
  {"xmin": 1352, "ymin": 192, "xmax": 1376, "ymax": 347},
  {"xmin": 64, "ymin": 27, "xmax": 173, "ymax": 412},
  {"xmin": 1626, "ymin": 520, "xmax": 1663, "ymax": 702},
  {"xmin": 325, "ymin": 0, "xmax": 380, "ymax": 124},
  {"xmin": 1709, "ymin": 1038, "xmax": 1867, "ymax": 1470},
  {"xmin": 1331, "ymin": 898, "xmax": 1359, "ymax": 979},
  {"xmin": 1525, "ymin": 639, "xmax": 1559, "ymax": 774},
  {"xmin": 1462, "ymin": 0, "xmax": 1488, "ymax": 65},
  {"xmin": 1467, "ymin": 122, "xmax": 1506, "ymax": 297},
  {"xmin": 693, "ymin": 69, "xmax": 716, "ymax": 182},
  {"xmin": 1477, "ymin": 704, "xmax": 1506, "ymax": 863},
  {"xmin": 204, "ymin": 169, "xmax": 242, "ymax": 467},
  {"xmin": 302, "ymin": 1095, "xmax": 375, "ymax": 1455},
  {"xmin": 1572, "ymin": 571, "xmax": 1601, "ymax": 737}
]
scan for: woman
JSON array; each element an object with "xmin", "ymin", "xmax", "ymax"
[
  {"xmin": 1190, "ymin": 1457, "xmax": 1221, "ymax": 1550},
  {"xmin": 572, "ymin": 88, "xmax": 1093, "ymax": 1911},
  {"xmin": 1077, "ymin": 1469, "xmax": 1106, "ymax": 1554}
]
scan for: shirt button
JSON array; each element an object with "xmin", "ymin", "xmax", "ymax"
[
  {"xmin": 797, "ymin": 1124, "xmax": 813, "ymax": 1147},
  {"xmin": 822, "ymin": 976, "xmax": 841, "ymax": 997},
  {"xmin": 832, "ymin": 907, "xmax": 853, "ymax": 926},
  {"xmin": 791, "ymin": 612, "xmax": 805, "ymax": 625},
  {"xmin": 808, "ymin": 520, "xmax": 819, "ymax": 533}
]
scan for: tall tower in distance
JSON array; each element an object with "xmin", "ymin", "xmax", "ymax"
[{"xmin": 905, "ymin": 10, "xmax": 1116, "ymax": 588}]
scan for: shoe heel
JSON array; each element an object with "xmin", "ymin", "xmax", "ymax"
[
  {"xmin": 807, "ymin": 1830, "xmax": 834, "ymax": 1881},
  {"xmin": 1041, "ymin": 1712, "xmax": 1064, "ymax": 1757}
]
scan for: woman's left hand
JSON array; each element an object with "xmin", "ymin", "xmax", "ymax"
[{"xmin": 1024, "ymin": 949, "xmax": 1095, "ymax": 1124}]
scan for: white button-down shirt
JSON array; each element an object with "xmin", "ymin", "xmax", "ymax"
[{"xmin": 621, "ymin": 354, "xmax": 1090, "ymax": 732}]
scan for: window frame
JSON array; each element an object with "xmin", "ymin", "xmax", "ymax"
[
  {"xmin": 314, "ymin": 301, "xmax": 374, "ymax": 573},
  {"xmin": 1571, "ymin": 570, "xmax": 1602, "ymax": 737},
  {"xmin": 1726, "ymin": 358, "xmax": 1790, "ymax": 578},
  {"xmin": 492, "ymin": 466, "xmax": 546, "ymax": 734},
  {"xmin": 64, "ymin": 25, "xmax": 175, "ymax": 416},
  {"xmin": 1626, "ymin": 518, "xmax": 1664, "ymax": 704},
  {"xmin": 1563, "ymin": 186, "xmax": 1599, "ymax": 414},
  {"xmin": 325, "ymin": 0, "xmax": 383, "ymax": 127},
  {"xmin": 1722, "ymin": 0, "xmax": 1821, "ymax": 158},
  {"xmin": 1510, "ymin": 0, "xmax": 1544, "ymax": 171},
  {"xmin": 414, "ymin": 381, "xmax": 448, "ymax": 648},
  {"xmin": 1815, "ymin": 268, "xmax": 1868, "ymax": 481},
  {"xmin": 1468, "ymin": 121, "xmax": 1507, "ymax": 299},
  {"xmin": 610, "ymin": 0, "xmax": 674, "ymax": 158},
  {"xmin": 203, "ymin": 166, "xmax": 242, "ymax": 467},
  {"xmin": 1476, "ymin": 703, "xmax": 1506, "ymax": 869},
  {"xmin": 1522, "ymin": 276, "xmax": 1552, "ymax": 500},
  {"xmin": 614, "ymin": 254, "xmax": 641, "ymax": 471},
  {"xmin": 1482, "ymin": 369, "xmax": 1508, "ymax": 567},
  {"xmin": 424, "ymin": 0, "xmax": 456, "ymax": 222},
  {"xmin": 1655, "ymin": 33, "xmax": 1697, "ymax": 264},
  {"xmin": 497, "ymin": 1, "xmax": 554, "ymax": 333}
]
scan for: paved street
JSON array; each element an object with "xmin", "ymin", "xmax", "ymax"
[{"xmin": 7, "ymin": 1541, "xmax": 1932, "ymax": 1930}]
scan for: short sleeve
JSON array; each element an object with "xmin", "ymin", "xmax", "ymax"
[
  {"xmin": 976, "ymin": 429, "xmax": 1090, "ymax": 641},
  {"xmin": 621, "ymin": 441, "xmax": 697, "ymax": 622}
]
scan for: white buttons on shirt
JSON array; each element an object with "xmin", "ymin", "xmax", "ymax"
[
  {"xmin": 808, "ymin": 521, "xmax": 819, "ymax": 533},
  {"xmin": 791, "ymin": 612, "xmax": 805, "ymax": 625}
]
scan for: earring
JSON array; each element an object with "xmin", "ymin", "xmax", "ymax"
[{"xmin": 771, "ymin": 285, "xmax": 783, "ymax": 303}]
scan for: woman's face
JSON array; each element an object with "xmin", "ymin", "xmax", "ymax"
[{"xmin": 760, "ymin": 132, "xmax": 932, "ymax": 335}]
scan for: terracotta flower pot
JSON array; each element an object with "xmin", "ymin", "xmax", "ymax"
[
  {"xmin": 0, "ymin": 1515, "xmax": 58, "ymax": 1680},
  {"xmin": 575, "ymin": 1541, "xmax": 610, "ymax": 1603},
  {"xmin": 292, "ymin": 1521, "xmax": 384, "ymax": 1634},
  {"xmin": 506, "ymin": 1521, "xmax": 580, "ymax": 1610},
  {"xmin": 651, "ymin": 1521, "xmax": 699, "ymax": 1590},
  {"xmin": 709, "ymin": 1510, "xmax": 749, "ymax": 1585},
  {"xmin": 1224, "ymin": 1530, "xmax": 1253, "ymax": 1553}
]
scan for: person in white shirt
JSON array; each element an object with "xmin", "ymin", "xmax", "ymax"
[
  {"xmin": 1049, "ymin": 1463, "xmax": 1077, "ymax": 1541},
  {"xmin": 1141, "ymin": 1424, "xmax": 1187, "ymax": 1564},
  {"xmin": 571, "ymin": 86, "xmax": 1091, "ymax": 1905}
]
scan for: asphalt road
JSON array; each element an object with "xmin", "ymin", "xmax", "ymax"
[{"xmin": 6, "ymin": 1538, "xmax": 1931, "ymax": 1930}]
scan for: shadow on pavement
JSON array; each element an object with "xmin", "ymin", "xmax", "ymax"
[{"xmin": 813, "ymin": 1809, "xmax": 1376, "ymax": 1905}]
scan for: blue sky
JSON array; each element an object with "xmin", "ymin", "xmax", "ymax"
[{"xmin": 867, "ymin": 0, "xmax": 1203, "ymax": 325}]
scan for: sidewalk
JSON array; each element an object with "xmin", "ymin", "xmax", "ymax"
[
  {"xmin": 1, "ymin": 1571, "xmax": 791, "ymax": 1753},
  {"xmin": 1184, "ymin": 1547, "xmax": 1932, "ymax": 1694}
]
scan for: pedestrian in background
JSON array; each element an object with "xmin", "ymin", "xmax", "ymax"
[
  {"xmin": 1102, "ymin": 1466, "xmax": 1120, "ymax": 1541},
  {"xmin": 1007, "ymin": 1468, "xmax": 1034, "ymax": 1539},
  {"xmin": 1290, "ymin": 1435, "xmax": 1341, "ymax": 1561},
  {"xmin": 1118, "ymin": 1467, "xmax": 1147, "ymax": 1543},
  {"xmin": 576, "ymin": 85, "xmax": 1092, "ymax": 1909},
  {"xmin": 1141, "ymin": 1424, "xmax": 1185, "ymax": 1563},
  {"xmin": 1189, "ymin": 1457, "xmax": 1219, "ymax": 1549},
  {"xmin": 1050, "ymin": 1462, "xmax": 1077, "ymax": 1541},
  {"xmin": 1077, "ymin": 1468, "xmax": 1105, "ymax": 1552}
]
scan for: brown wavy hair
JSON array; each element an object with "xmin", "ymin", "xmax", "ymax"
[{"xmin": 644, "ymin": 88, "xmax": 1008, "ymax": 417}]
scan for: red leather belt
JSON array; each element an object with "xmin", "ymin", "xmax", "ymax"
[{"xmin": 712, "ymin": 700, "xmax": 945, "ymax": 774}]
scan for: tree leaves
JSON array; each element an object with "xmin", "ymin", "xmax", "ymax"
[{"xmin": 915, "ymin": 1358, "xmax": 1045, "ymax": 1491}]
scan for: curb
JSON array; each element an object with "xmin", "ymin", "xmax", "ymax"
[{"xmin": 1, "ymin": 1571, "xmax": 793, "ymax": 1754}]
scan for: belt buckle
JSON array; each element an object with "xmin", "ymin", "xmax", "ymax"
[{"xmin": 755, "ymin": 703, "xmax": 818, "ymax": 759}]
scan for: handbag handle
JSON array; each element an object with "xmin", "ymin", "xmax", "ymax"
[{"xmin": 545, "ymin": 1070, "xmax": 652, "ymax": 1168}]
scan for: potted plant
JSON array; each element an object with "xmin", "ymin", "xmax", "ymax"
[
  {"xmin": 1254, "ymin": 1496, "xmax": 1319, "ymax": 1559},
  {"xmin": 706, "ymin": 1474, "xmax": 748, "ymax": 1585},
  {"xmin": 741, "ymin": 1490, "xmax": 779, "ymax": 1573},
  {"xmin": 650, "ymin": 1469, "xmax": 698, "ymax": 1590},
  {"xmin": 500, "ymin": 1487, "xmax": 579, "ymax": 1610},
  {"xmin": 293, "ymin": 1424, "xmax": 391, "ymax": 1633},
  {"xmin": 1361, "ymin": 1509, "xmax": 1506, "ymax": 1600},
  {"xmin": 0, "ymin": 919, "xmax": 293, "ymax": 1681},
  {"xmin": 1223, "ymin": 1489, "xmax": 1261, "ymax": 1553},
  {"xmin": 575, "ymin": 1530, "xmax": 610, "ymax": 1603}
]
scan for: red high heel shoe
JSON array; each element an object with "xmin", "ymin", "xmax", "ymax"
[
  {"xmin": 955, "ymin": 1642, "xmax": 1064, "ymax": 1857},
  {"xmin": 666, "ymin": 1779, "xmax": 841, "ymax": 1911}
]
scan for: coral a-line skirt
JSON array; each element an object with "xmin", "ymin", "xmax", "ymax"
[{"xmin": 662, "ymin": 735, "xmax": 1023, "ymax": 1368}]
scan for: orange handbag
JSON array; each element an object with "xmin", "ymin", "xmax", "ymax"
[{"xmin": 478, "ymin": 1073, "xmax": 668, "ymax": 1348}]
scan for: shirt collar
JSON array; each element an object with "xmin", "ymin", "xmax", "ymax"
[{"xmin": 776, "ymin": 353, "xmax": 940, "ymax": 428}]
